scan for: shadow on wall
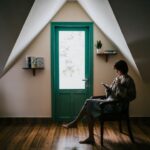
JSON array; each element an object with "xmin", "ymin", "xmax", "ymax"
[
  {"xmin": 0, "ymin": 0, "xmax": 35, "ymax": 76},
  {"xmin": 128, "ymin": 37, "xmax": 150, "ymax": 83}
]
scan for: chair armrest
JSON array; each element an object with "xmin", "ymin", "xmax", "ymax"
[{"xmin": 100, "ymin": 100, "xmax": 118, "ymax": 108}]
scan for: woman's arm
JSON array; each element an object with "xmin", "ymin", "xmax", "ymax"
[{"xmin": 114, "ymin": 76, "xmax": 132, "ymax": 100}]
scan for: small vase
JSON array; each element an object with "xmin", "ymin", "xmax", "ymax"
[{"xmin": 96, "ymin": 48, "xmax": 101, "ymax": 54}]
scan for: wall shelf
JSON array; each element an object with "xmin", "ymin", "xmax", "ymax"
[
  {"xmin": 97, "ymin": 51, "xmax": 117, "ymax": 62},
  {"xmin": 23, "ymin": 56, "xmax": 44, "ymax": 76},
  {"xmin": 23, "ymin": 67, "xmax": 44, "ymax": 76}
]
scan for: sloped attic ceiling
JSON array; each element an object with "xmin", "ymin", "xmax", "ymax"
[
  {"xmin": 2, "ymin": 0, "xmax": 140, "ymax": 78},
  {"xmin": 109, "ymin": 0, "xmax": 150, "ymax": 82},
  {"xmin": 0, "ymin": 0, "xmax": 35, "ymax": 75},
  {"xmin": 2, "ymin": 0, "xmax": 67, "ymax": 76}
]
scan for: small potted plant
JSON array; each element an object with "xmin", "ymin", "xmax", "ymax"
[{"xmin": 96, "ymin": 40, "xmax": 102, "ymax": 54}]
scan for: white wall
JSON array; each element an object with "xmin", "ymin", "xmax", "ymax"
[
  {"xmin": 0, "ymin": 1, "xmax": 149, "ymax": 117},
  {"xmin": 0, "ymin": 24, "xmax": 51, "ymax": 117}
]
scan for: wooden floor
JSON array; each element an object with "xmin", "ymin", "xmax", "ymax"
[{"xmin": 0, "ymin": 119, "xmax": 150, "ymax": 150}]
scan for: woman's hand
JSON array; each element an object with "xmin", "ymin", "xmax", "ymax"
[
  {"xmin": 101, "ymin": 83, "xmax": 109, "ymax": 89},
  {"xmin": 115, "ymin": 76, "xmax": 121, "ymax": 84}
]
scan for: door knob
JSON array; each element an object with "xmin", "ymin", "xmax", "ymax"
[{"xmin": 82, "ymin": 78, "xmax": 88, "ymax": 81}]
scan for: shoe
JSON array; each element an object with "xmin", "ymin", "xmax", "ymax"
[{"xmin": 79, "ymin": 138, "xmax": 95, "ymax": 145}]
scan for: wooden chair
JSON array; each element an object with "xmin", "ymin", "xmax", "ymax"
[{"xmin": 92, "ymin": 96, "xmax": 135, "ymax": 146}]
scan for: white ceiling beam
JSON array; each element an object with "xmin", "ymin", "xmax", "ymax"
[
  {"xmin": 2, "ymin": 0, "xmax": 67, "ymax": 76},
  {"xmin": 78, "ymin": 0, "xmax": 141, "ymax": 77}
]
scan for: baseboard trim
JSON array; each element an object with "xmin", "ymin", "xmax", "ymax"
[
  {"xmin": 0, "ymin": 117, "xmax": 53, "ymax": 124},
  {"xmin": 0, "ymin": 117, "xmax": 149, "ymax": 124},
  {"xmin": 130, "ymin": 117, "xmax": 150, "ymax": 120}
]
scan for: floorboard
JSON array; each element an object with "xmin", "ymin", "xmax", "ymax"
[{"xmin": 0, "ymin": 119, "xmax": 150, "ymax": 150}]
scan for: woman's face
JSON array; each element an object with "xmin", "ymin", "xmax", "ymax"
[{"xmin": 115, "ymin": 69, "xmax": 123, "ymax": 76}]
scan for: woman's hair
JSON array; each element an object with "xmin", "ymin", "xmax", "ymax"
[{"xmin": 114, "ymin": 60, "xmax": 128, "ymax": 74}]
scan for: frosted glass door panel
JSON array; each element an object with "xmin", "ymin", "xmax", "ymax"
[{"xmin": 59, "ymin": 31, "xmax": 85, "ymax": 89}]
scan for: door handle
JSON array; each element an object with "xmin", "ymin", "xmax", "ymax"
[
  {"xmin": 82, "ymin": 78, "xmax": 88, "ymax": 81},
  {"xmin": 82, "ymin": 78, "xmax": 89, "ymax": 88}
]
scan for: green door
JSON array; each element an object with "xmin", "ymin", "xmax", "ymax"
[{"xmin": 51, "ymin": 22, "xmax": 93, "ymax": 121}]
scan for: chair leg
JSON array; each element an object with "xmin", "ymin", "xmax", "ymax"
[
  {"xmin": 100, "ymin": 120, "xmax": 104, "ymax": 146},
  {"xmin": 126, "ymin": 118, "xmax": 135, "ymax": 143},
  {"xmin": 118, "ymin": 120, "xmax": 122, "ymax": 132}
]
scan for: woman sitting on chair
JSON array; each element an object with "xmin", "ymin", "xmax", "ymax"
[{"xmin": 62, "ymin": 60, "xmax": 136, "ymax": 144}]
